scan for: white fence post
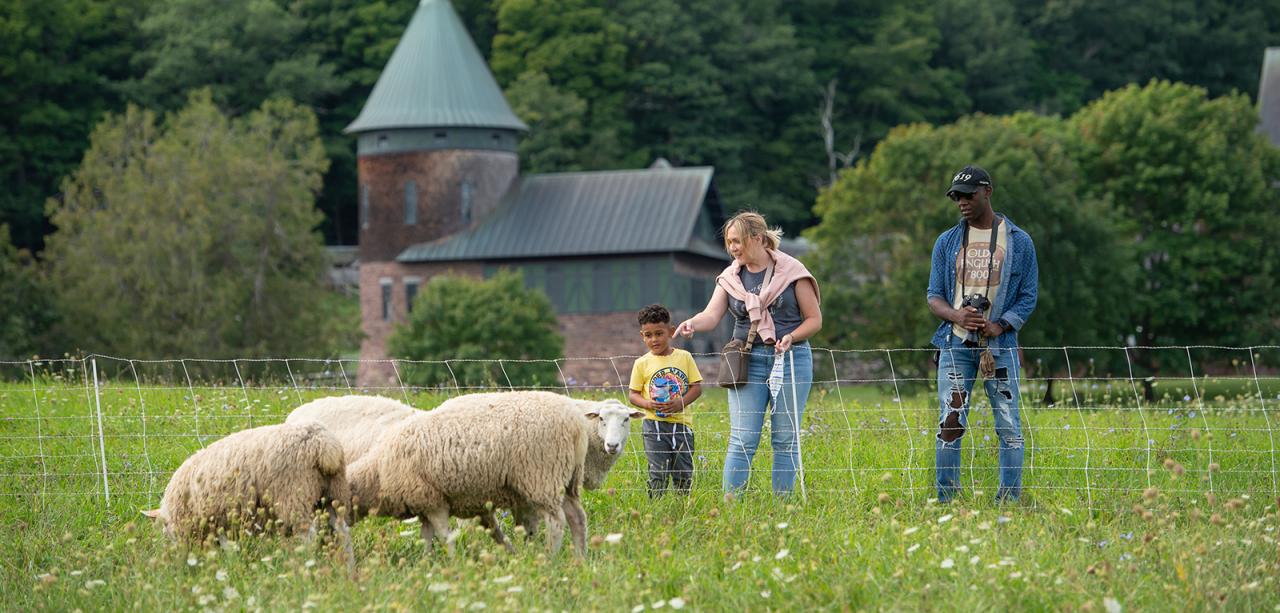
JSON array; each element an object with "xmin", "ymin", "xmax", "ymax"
[{"xmin": 91, "ymin": 358, "xmax": 111, "ymax": 507}]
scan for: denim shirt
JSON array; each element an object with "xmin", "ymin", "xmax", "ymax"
[{"xmin": 926, "ymin": 214, "xmax": 1038, "ymax": 349}]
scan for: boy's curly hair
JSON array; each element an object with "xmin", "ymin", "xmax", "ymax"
[{"xmin": 637, "ymin": 304, "xmax": 671, "ymax": 326}]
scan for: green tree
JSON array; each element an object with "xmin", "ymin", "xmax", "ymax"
[
  {"xmin": 127, "ymin": 0, "xmax": 355, "ymax": 245},
  {"xmin": 1071, "ymin": 80, "xmax": 1280, "ymax": 354},
  {"xmin": 1019, "ymin": 0, "xmax": 1280, "ymax": 113},
  {"xmin": 0, "ymin": 0, "xmax": 151, "ymax": 253},
  {"xmin": 930, "ymin": 0, "xmax": 1038, "ymax": 115},
  {"xmin": 0, "ymin": 224, "xmax": 59, "ymax": 359},
  {"xmin": 126, "ymin": 0, "xmax": 343, "ymax": 115},
  {"xmin": 492, "ymin": 0, "xmax": 631, "ymax": 167},
  {"xmin": 618, "ymin": 0, "xmax": 820, "ymax": 230},
  {"xmin": 44, "ymin": 90, "xmax": 350, "ymax": 359},
  {"xmin": 806, "ymin": 113, "xmax": 1137, "ymax": 383},
  {"xmin": 504, "ymin": 71, "xmax": 594, "ymax": 173},
  {"xmin": 389, "ymin": 271, "xmax": 564, "ymax": 388}
]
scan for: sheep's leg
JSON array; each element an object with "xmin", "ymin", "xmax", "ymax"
[
  {"xmin": 328, "ymin": 510, "xmax": 355, "ymax": 573},
  {"xmin": 514, "ymin": 504, "xmax": 541, "ymax": 538},
  {"xmin": 562, "ymin": 496, "xmax": 588, "ymax": 559},
  {"xmin": 480, "ymin": 511, "xmax": 515, "ymax": 553},
  {"xmin": 535, "ymin": 503, "xmax": 566, "ymax": 556},
  {"xmin": 420, "ymin": 509, "xmax": 453, "ymax": 554}
]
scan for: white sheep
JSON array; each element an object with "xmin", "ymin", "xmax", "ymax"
[
  {"xmin": 285, "ymin": 394, "xmax": 418, "ymax": 464},
  {"xmin": 286, "ymin": 393, "xmax": 641, "ymax": 490},
  {"xmin": 350, "ymin": 391, "xmax": 617, "ymax": 557},
  {"xmin": 142, "ymin": 422, "xmax": 352, "ymax": 560}
]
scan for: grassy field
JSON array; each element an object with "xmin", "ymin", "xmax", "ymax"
[{"xmin": 2, "ymin": 361, "xmax": 1279, "ymax": 611}]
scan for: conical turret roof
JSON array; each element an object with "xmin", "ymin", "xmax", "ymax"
[{"xmin": 345, "ymin": 0, "xmax": 527, "ymax": 133}]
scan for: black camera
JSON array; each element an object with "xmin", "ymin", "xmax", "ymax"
[{"xmin": 960, "ymin": 293, "xmax": 990, "ymax": 313}]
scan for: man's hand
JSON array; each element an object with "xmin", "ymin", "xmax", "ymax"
[
  {"xmin": 979, "ymin": 320, "xmax": 1004, "ymax": 338},
  {"xmin": 954, "ymin": 306, "xmax": 986, "ymax": 331}
]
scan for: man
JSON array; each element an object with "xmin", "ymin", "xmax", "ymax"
[{"xmin": 926, "ymin": 165, "xmax": 1038, "ymax": 503}]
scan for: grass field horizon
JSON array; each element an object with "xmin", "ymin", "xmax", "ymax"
[{"xmin": 2, "ymin": 359, "xmax": 1278, "ymax": 610}]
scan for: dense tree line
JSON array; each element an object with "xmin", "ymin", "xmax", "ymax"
[
  {"xmin": 1, "ymin": 0, "xmax": 1278, "ymax": 362},
  {"xmin": 806, "ymin": 80, "xmax": 1280, "ymax": 387},
  {"xmin": 5, "ymin": 0, "xmax": 1278, "ymax": 252}
]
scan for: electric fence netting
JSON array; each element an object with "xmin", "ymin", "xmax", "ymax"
[{"xmin": 1, "ymin": 345, "xmax": 1276, "ymax": 512}]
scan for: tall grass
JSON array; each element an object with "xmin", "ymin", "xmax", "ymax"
[{"xmin": 1, "ymin": 373, "xmax": 1277, "ymax": 610}]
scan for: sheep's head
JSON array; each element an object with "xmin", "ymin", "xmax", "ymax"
[
  {"xmin": 583, "ymin": 399, "xmax": 643, "ymax": 455},
  {"xmin": 141, "ymin": 508, "xmax": 175, "ymax": 539}
]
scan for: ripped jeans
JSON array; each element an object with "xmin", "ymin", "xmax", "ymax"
[{"xmin": 935, "ymin": 339, "xmax": 1024, "ymax": 502}]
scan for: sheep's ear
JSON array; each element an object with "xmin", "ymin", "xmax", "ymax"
[
  {"xmin": 629, "ymin": 410, "xmax": 644, "ymax": 419},
  {"xmin": 584, "ymin": 411, "xmax": 601, "ymax": 420},
  {"xmin": 141, "ymin": 508, "xmax": 161, "ymax": 520}
]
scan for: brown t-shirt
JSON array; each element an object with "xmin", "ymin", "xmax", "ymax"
[{"xmin": 951, "ymin": 223, "xmax": 1008, "ymax": 341}]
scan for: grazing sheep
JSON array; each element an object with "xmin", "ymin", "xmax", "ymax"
[
  {"xmin": 142, "ymin": 422, "xmax": 352, "ymax": 560},
  {"xmin": 286, "ymin": 392, "xmax": 642, "ymax": 551},
  {"xmin": 352, "ymin": 391, "xmax": 599, "ymax": 556},
  {"xmin": 285, "ymin": 395, "xmax": 418, "ymax": 464},
  {"xmin": 287, "ymin": 394, "xmax": 641, "ymax": 490}
]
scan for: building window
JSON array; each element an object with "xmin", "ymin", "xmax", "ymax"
[
  {"xmin": 380, "ymin": 278, "xmax": 393, "ymax": 321},
  {"xmin": 404, "ymin": 180, "xmax": 417, "ymax": 225},
  {"xmin": 461, "ymin": 181, "xmax": 473, "ymax": 225},
  {"xmin": 434, "ymin": 131, "xmax": 447, "ymax": 142},
  {"xmin": 404, "ymin": 277, "xmax": 421, "ymax": 314},
  {"xmin": 360, "ymin": 184, "xmax": 369, "ymax": 230}
]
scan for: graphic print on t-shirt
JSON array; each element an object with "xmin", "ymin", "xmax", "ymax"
[
  {"xmin": 648, "ymin": 366, "xmax": 690, "ymax": 403},
  {"xmin": 951, "ymin": 224, "xmax": 1008, "ymax": 340}
]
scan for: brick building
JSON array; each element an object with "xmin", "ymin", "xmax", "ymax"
[{"xmin": 347, "ymin": 0, "xmax": 732, "ymax": 387}]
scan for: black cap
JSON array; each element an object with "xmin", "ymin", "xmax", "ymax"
[{"xmin": 946, "ymin": 165, "xmax": 992, "ymax": 196}]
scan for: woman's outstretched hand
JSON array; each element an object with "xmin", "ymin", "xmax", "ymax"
[{"xmin": 675, "ymin": 320, "xmax": 696, "ymax": 338}]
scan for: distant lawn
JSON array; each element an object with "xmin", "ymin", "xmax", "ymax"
[{"xmin": 1, "ymin": 372, "xmax": 1278, "ymax": 610}]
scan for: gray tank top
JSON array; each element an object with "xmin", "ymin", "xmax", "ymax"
[{"xmin": 727, "ymin": 267, "xmax": 803, "ymax": 342}]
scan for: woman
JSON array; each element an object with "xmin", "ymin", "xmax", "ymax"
[{"xmin": 675, "ymin": 211, "xmax": 822, "ymax": 497}]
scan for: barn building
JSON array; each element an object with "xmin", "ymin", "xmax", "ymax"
[{"xmin": 346, "ymin": 0, "xmax": 733, "ymax": 387}]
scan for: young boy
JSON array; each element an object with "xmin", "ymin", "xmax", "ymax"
[{"xmin": 629, "ymin": 304, "xmax": 702, "ymax": 497}]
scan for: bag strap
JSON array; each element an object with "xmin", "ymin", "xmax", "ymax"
[{"xmin": 743, "ymin": 262, "xmax": 774, "ymax": 350}]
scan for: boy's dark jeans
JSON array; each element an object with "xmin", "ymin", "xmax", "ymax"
[{"xmin": 642, "ymin": 419, "xmax": 695, "ymax": 497}]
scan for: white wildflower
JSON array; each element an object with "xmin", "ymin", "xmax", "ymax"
[
  {"xmin": 605, "ymin": 533, "xmax": 624, "ymax": 544},
  {"xmin": 775, "ymin": 549, "xmax": 790, "ymax": 560},
  {"xmin": 1103, "ymin": 597, "xmax": 1123, "ymax": 613},
  {"xmin": 940, "ymin": 558, "xmax": 955, "ymax": 569},
  {"xmin": 670, "ymin": 597, "xmax": 686, "ymax": 609}
]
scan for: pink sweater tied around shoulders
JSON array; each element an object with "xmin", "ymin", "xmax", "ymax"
[{"xmin": 715, "ymin": 249, "xmax": 821, "ymax": 344}]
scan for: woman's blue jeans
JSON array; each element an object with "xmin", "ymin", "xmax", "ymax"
[
  {"xmin": 724, "ymin": 342, "xmax": 813, "ymax": 495},
  {"xmin": 935, "ymin": 340, "xmax": 1024, "ymax": 502}
]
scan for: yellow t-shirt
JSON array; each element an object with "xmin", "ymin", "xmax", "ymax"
[{"xmin": 629, "ymin": 349, "xmax": 702, "ymax": 426}]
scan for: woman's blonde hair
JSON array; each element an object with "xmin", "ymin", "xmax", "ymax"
[{"xmin": 722, "ymin": 211, "xmax": 783, "ymax": 251}]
